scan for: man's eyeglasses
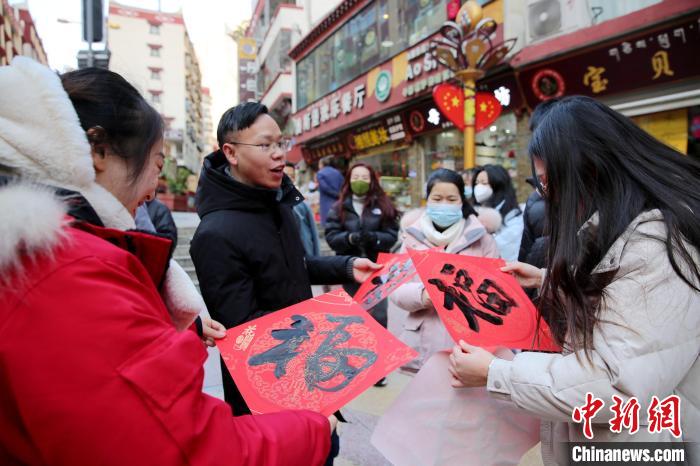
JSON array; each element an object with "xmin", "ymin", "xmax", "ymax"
[{"xmin": 227, "ymin": 139, "xmax": 292, "ymax": 154}]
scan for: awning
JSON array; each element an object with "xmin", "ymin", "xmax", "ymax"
[{"xmin": 286, "ymin": 144, "xmax": 303, "ymax": 164}]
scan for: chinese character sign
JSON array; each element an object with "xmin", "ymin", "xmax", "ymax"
[
  {"xmin": 409, "ymin": 249, "xmax": 559, "ymax": 351},
  {"xmin": 216, "ymin": 289, "xmax": 418, "ymax": 416}
]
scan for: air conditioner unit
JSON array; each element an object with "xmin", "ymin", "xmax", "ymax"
[{"xmin": 525, "ymin": 0, "xmax": 592, "ymax": 44}]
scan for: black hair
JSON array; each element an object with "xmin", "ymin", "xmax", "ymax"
[
  {"xmin": 426, "ymin": 168, "xmax": 477, "ymax": 219},
  {"xmin": 529, "ymin": 98, "xmax": 560, "ymax": 132},
  {"xmin": 284, "ymin": 161, "xmax": 296, "ymax": 168},
  {"xmin": 530, "ymin": 95, "xmax": 700, "ymax": 353},
  {"xmin": 61, "ymin": 67, "xmax": 163, "ymax": 182},
  {"xmin": 217, "ymin": 102, "xmax": 269, "ymax": 147},
  {"xmin": 471, "ymin": 164, "xmax": 520, "ymax": 218}
]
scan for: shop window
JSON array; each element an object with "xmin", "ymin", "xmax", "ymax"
[
  {"xmin": 632, "ymin": 108, "xmax": 688, "ymax": 155},
  {"xmin": 260, "ymin": 29, "xmax": 293, "ymax": 93},
  {"xmin": 296, "ymin": 0, "xmax": 447, "ymax": 110}
]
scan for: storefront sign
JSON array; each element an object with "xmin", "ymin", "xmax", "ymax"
[
  {"xmin": 518, "ymin": 14, "xmax": 700, "ymax": 108},
  {"xmin": 375, "ymin": 70, "xmax": 392, "ymax": 102},
  {"xmin": 302, "ymin": 137, "xmax": 348, "ymax": 164},
  {"xmin": 348, "ymin": 114, "xmax": 406, "ymax": 151}
]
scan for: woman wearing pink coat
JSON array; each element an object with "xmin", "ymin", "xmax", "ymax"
[
  {"xmin": 390, "ymin": 169, "xmax": 500, "ymax": 371},
  {"xmin": 373, "ymin": 169, "xmax": 540, "ymax": 466}
]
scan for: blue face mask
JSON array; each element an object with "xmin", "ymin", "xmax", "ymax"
[
  {"xmin": 464, "ymin": 186, "xmax": 473, "ymax": 198},
  {"xmin": 426, "ymin": 203, "xmax": 463, "ymax": 228}
]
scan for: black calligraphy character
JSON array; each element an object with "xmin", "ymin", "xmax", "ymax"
[
  {"xmin": 476, "ymin": 279, "xmax": 516, "ymax": 316},
  {"xmin": 305, "ymin": 314, "xmax": 377, "ymax": 392},
  {"xmin": 428, "ymin": 264, "xmax": 509, "ymax": 332},
  {"xmin": 248, "ymin": 315, "xmax": 313, "ymax": 378}
]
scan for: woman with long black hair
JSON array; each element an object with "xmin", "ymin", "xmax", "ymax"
[
  {"xmin": 449, "ymin": 96, "xmax": 700, "ymax": 464},
  {"xmin": 325, "ymin": 163, "xmax": 399, "ymax": 330}
]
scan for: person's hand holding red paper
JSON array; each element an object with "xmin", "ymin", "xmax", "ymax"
[{"xmin": 216, "ymin": 289, "xmax": 417, "ymax": 416}]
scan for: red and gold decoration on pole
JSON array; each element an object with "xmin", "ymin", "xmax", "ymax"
[
  {"xmin": 433, "ymin": 84, "xmax": 502, "ymax": 132},
  {"xmin": 430, "ymin": 1, "xmax": 516, "ymax": 168}
]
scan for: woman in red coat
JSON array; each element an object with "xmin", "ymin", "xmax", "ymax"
[{"xmin": 0, "ymin": 57, "xmax": 332, "ymax": 465}]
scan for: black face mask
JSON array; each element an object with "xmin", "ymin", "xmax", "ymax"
[{"xmin": 530, "ymin": 157, "xmax": 547, "ymax": 199}]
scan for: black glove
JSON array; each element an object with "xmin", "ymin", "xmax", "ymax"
[
  {"xmin": 361, "ymin": 231, "xmax": 378, "ymax": 246},
  {"xmin": 348, "ymin": 232, "xmax": 362, "ymax": 245}
]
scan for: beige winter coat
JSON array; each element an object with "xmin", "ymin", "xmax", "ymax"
[
  {"xmin": 390, "ymin": 209, "xmax": 500, "ymax": 371},
  {"xmin": 486, "ymin": 210, "xmax": 700, "ymax": 465}
]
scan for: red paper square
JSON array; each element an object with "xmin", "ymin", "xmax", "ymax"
[
  {"xmin": 216, "ymin": 289, "xmax": 419, "ymax": 416},
  {"xmin": 409, "ymin": 249, "xmax": 559, "ymax": 351}
]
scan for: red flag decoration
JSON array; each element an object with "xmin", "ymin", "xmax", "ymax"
[
  {"xmin": 408, "ymin": 249, "xmax": 559, "ymax": 351},
  {"xmin": 433, "ymin": 83, "xmax": 465, "ymax": 130},
  {"xmin": 475, "ymin": 92, "xmax": 502, "ymax": 132},
  {"xmin": 433, "ymin": 83, "xmax": 502, "ymax": 132},
  {"xmin": 216, "ymin": 289, "xmax": 418, "ymax": 416},
  {"xmin": 353, "ymin": 252, "xmax": 424, "ymax": 310}
]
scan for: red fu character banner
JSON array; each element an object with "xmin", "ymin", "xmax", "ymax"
[
  {"xmin": 216, "ymin": 289, "xmax": 418, "ymax": 416},
  {"xmin": 409, "ymin": 249, "xmax": 559, "ymax": 351},
  {"xmin": 353, "ymin": 252, "xmax": 422, "ymax": 310}
]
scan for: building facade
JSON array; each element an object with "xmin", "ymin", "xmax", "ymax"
[
  {"xmin": 289, "ymin": 0, "xmax": 510, "ymax": 210},
  {"xmin": 290, "ymin": 0, "xmax": 700, "ymax": 208},
  {"xmin": 201, "ymin": 86, "xmax": 217, "ymax": 153},
  {"xmin": 241, "ymin": 0, "xmax": 344, "ymax": 155},
  {"xmin": 107, "ymin": 1, "xmax": 204, "ymax": 175},
  {"xmin": 0, "ymin": 0, "xmax": 48, "ymax": 66}
]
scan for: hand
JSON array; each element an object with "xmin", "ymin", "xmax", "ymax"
[
  {"xmin": 328, "ymin": 414, "xmax": 338, "ymax": 434},
  {"xmin": 348, "ymin": 232, "xmax": 361, "ymax": 245},
  {"xmin": 201, "ymin": 317, "xmax": 226, "ymax": 347},
  {"xmin": 500, "ymin": 261, "xmax": 545, "ymax": 289},
  {"xmin": 448, "ymin": 340, "xmax": 495, "ymax": 388},
  {"xmin": 420, "ymin": 288, "xmax": 433, "ymax": 309},
  {"xmin": 352, "ymin": 258, "xmax": 382, "ymax": 283},
  {"xmin": 361, "ymin": 231, "xmax": 378, "ymax": 246}
]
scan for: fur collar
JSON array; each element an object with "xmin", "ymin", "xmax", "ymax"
[
  {"xmin": 0, "ymin": 58, "xmax": 203, "ymax": 330},
  {"xmin": 0, "ymin": 182, "xmax": 68, "ymax": 273}
]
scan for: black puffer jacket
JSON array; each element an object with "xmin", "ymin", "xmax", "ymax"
[
  {"xmin": 191, "ymin": 150, "xmax": 353, "ymax": 330},
  {"xmin": 518, "ymin": 190, "xmax": 547, "ymax": 268},
  {"xmin": 146, "ymin": 199, "xmax": 178, "ymax": 247},
  {"xmin": 190, "ymin": 150, "xmax": 354, "ymax": 415},
  {"xmin": 325, "ymin": 196, "xmax": 398, "ymax": 262}
]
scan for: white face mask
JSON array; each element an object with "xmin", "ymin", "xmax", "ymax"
[{"xmin": 474, "ymin": 184, "xmax": 493, "ymax": 203}]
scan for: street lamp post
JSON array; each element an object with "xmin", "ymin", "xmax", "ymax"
[{"xmin": 431, "ymin": 1, "xmax": 516, "ymax": 169}]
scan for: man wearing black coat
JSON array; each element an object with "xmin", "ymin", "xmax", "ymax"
[{"xmin": 190, "ymin": 103, "xmax": 379, "ymax": 425}]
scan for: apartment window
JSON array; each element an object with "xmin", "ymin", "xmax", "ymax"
[
  {"xmin": 150, "ymin": 92, "xmax": 161, "ymax": 104},
  {"xmin": 149, "ymin": 46, "xmax": 161, "ymax": 57},
  {"xmin": 151, "ymin": 69, "xmax": 161, "ymax": 80},
  {"xmin": 149, "ymin": 23, "xmax": 160, "ymax": 35}
]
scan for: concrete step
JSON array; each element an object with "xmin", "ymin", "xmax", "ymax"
[
  {"xmin": 173, "ymin": 255, "xmax": 193, "ymax": 269},
  {"xmin": 174, "ymin": 243, "xmax": 191, "ymax": 257}
]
